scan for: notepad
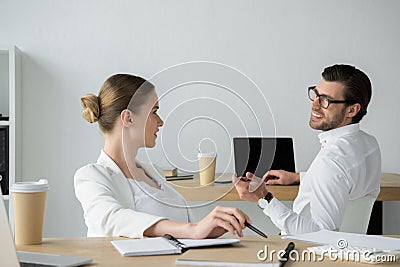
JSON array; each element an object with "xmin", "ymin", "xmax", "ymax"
[
  {"xmin": 111, "ymin": 235, "xmax": 240, "ymax": 256},
  {"xmin": 175, "ymin": 240, "xmax": 280, "ymax": 266}
]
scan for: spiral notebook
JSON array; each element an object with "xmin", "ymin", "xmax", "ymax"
[{"xmin": 111, "ymin": 235, "xmax": 240, "ymax": 256}]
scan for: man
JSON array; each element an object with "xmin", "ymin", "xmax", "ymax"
[{"xmin": 234, "ymin": 64, "xmax": 381, "ymax": 235}]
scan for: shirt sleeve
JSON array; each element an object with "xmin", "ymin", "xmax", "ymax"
[
  {"xmin": 299, "ymin": 172, "xmax": 306, "ymax": 182},
  {"xmin": 74, "ymin": 164, "xmax": 165, "ymax": 238},
  {"xmin": 263, "ymin": 157, "xmax": 350, "ymax": 234}
]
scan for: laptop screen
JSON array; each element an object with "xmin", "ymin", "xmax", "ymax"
[
  {"xmin": 233, "ymin": 137, "xmax": 295, "ymax": 178},
  {"xmin": 0, "ymin": 188, "xmax": 20, "ymax": 266}
]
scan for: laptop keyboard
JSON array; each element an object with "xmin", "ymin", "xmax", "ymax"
[{"xmin": 20, "ymin": 262, "xmax": 56, "ymax": 267}]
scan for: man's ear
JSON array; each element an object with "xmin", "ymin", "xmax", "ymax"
[
  {"xmin": 121, "ymin": 109, "xmax": 134, "ymax": 127},
  {"xmin": 347, "ymin": 103, "xmax": 361, "ymax": 119}
]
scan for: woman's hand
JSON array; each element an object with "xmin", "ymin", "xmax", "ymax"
[
  {"xmin": 233, "ymin": 172, "xmax": 268, "ymax": 203},
  {"xmin": 144, "ymin": 207, "xmax": 250, "ymax": 239},
  {"xmin": 191, "ymin": 206, "xmax": 251, "ymax": 239}
]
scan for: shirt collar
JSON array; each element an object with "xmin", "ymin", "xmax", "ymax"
[
  {"xmin": 96, "ymin": 150, "xmax": 122, "ymax": 175},
  {"xmin": 97, "ymin": 150, "xmax": 144, "ymax": 176},
  {"xmin": 318, "ymin": 123, "xmax": 360, "ymax": 145},
  {"xmin": 96, "ymin": 150, "xmax": 164, "ymax": 183}
]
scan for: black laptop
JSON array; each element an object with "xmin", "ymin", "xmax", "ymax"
[{"xmin": 233, "ymin": 137, "xmax": 296, "ymax": 178}]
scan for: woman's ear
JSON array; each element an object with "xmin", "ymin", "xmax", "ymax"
[
  {"xmin": 347, "ymin": 103, "xmax": 361, "ymax": 119},
  {"xmin": 121, "ymin": 109, "xmax": 134, "ymax": 127}
]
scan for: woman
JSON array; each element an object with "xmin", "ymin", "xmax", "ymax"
[{"xmin": 75, "ymin": 74, "xmax": 250, "ymax": 239}]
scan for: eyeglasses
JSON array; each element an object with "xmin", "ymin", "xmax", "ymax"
[{"xmin": 308, "ymin": 86, "xmax": 356, "ymax": 109}]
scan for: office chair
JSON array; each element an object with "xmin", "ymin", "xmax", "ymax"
[
  {"xmin": 299, "ymin": 195, "xmax": 376, "ymax": 234},
  {"xmin": 339, "ymin": 195, "xmax": 376, "ymax": 234}
]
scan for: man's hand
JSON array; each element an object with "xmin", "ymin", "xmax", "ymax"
[
  {"xmin": 264, "ymin": 170, "xmax": 300, "ymax": 185},
  {"xmin": 232, "ymin": 172, "xmax": 268, "ymax": 203}
]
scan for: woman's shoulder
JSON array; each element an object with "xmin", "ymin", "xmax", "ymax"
[{"xmin": 74, "ymin": 162, "xmax": 113, "ymax": 182}]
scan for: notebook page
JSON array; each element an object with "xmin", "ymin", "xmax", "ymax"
[
  {"xmin": 111, "ymin": 237, "xmax": 181, "ymax": 256},
  {"xmin": 178, "ymin": 238, "xmax": 240, "ymax": 248}
]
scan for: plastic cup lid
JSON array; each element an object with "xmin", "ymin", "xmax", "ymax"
[
  {"xmin": 197, "ymin": 152, "xmax": 217, "ymax": 158},
  {"xmin": 10, "ymin": 179, "xmax": 49, "ymax": 193}
]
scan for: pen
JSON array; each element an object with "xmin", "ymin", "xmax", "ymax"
[
  {"xmin": 244, "ymin": 221, "xmax": 268, "ymax": 239},
  {"xmin": 279, "ymin": 242, "xmax": 295, "ymax": 267}
]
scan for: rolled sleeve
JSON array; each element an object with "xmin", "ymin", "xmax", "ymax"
[{"xmin": 262, "ymin": 157, "xmax": 350, "ymax": 235}]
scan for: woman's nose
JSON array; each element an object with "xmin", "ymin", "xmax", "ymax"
[{"xmin": 158, "ymin": 117, "xmax": 164, "ymax": 127}]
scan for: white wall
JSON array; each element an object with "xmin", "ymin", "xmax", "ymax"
[{"xmin": 0, "ymin": 0, "xmax": 399, "ymax": 237}]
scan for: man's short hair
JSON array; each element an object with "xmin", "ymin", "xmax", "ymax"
[{"xmin": 322, "ymin": 64, "xmax": 372, "ymax": 124}]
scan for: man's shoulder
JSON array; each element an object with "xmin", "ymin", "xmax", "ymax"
[
  {"xmin": 343, "ymin": 129, "xmax": 379, "ymax": 156},
  {"xmin": 358, "ymin": 129, "xmax": 379, "ymax": 145},
  {"xmin": 320, "ymin": 129, "xmax": 380, "ymax": 172},
  {"xmin": 333, "ymin": 128, "xmax": 379, "ymax": 151}
]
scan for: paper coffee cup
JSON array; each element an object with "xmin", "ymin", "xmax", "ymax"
[
  {"xmin": 11, "ymin": 179, "xmax": 49, "ymax": 245},
  {"xmin": 198, "ymin": 152, "xmax": 217, "ymax": 186}
]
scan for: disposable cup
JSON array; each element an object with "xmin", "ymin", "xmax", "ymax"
[
  {"xmin": 198, "ymin": 152, "xmax": 217, "ymax": 186},
  {"xmin": 10, "ymin": 179, "xmax": 49, "ymax": 245}
]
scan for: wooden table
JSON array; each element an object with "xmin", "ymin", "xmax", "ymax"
[
  {"xmin": 17, "ymin": 235, "xmax": 400, "ymax": 266},
  {"xmin": 172, "ymin": 173, "xmax": 400, "ymax": 201},
  {"xmin": 378, "ymin": 173, "xmax": 400, "ymax": 201},
  {"xmin": 172, "ymin": 173, "xmax": 400, "ymax": 235}
]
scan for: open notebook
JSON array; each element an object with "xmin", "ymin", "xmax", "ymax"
[{"xmin": 111, "ymin": 234, "xmax": 239, "ymax": 256}]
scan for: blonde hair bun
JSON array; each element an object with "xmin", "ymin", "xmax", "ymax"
[{"xmin": 81, "ymin": 93, "xmax": 100, "ymax": 123}]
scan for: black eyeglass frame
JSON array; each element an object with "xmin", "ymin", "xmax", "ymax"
[{"xmin": 308, "ymin": 86, "xmax": 357, "ymax": 109}]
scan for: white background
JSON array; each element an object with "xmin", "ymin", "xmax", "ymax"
[{"xmin": 0, "ymin": 0, "xmax": 399, "ymax": 237}]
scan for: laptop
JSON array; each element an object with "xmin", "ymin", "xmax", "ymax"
[
  {"xmin": 0, "ymin": 190, "xmax": 92, "ymax": 267},
  {"xmin": 233, "ymin": 137, "xmax": 296, "ymax": 178}
]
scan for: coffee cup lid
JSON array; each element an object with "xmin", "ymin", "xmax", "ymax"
[
  {"xmin": 11, "ymin": 179, "xmax": 49, "ymax": 193},
  {"xmin": 197, "ymin": 152, "xmax": 217, "ymax": 157}
]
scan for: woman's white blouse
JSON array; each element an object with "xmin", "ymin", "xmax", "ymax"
[
  {"xmin": 127, "ymin": 176, "xmax": 190, "ymax": 223},
  {"xmin": 74, "ymin": 150, "xmax": 191, "ymax": 238}
]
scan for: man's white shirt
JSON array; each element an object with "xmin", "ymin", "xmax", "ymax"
[{"xmin": 262, "ymin": 124, "xmax": 381, "ymax": 234}]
